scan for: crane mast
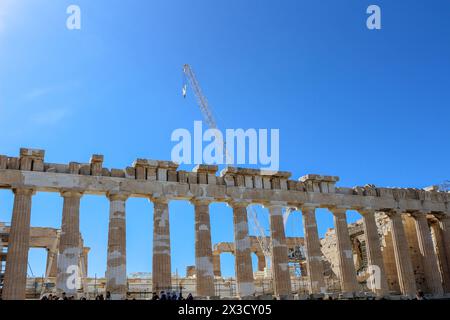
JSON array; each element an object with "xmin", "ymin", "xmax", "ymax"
[{"xmin": 183, "ymin": 64, "xmax": 218, "ymax": 129}]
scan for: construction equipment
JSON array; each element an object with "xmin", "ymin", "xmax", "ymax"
[
  {"xmin": 182, "ymin": 64, "xmax": 218, "ymax": 130},
  {"xmin": 283, "ymin": 207, "xmax": 294, "ymax": 227},
  {"xmin": 182, "ymin": 64, "xmax": 274, "ymax": 271},
  {"xmin": 248, "ymin": 205, "xmax": 272, "ymax": 269}
]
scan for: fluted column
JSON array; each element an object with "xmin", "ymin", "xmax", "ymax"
[
  {"xmin": 412, "ymin": 212, "xmax": 443, "ymax": 296},
  {"xmin": 438, "ymin": 215, "xmax": 450, "ymax": 277},
  {"xmin": 192, "ymin": 198, "xmax": 215, "ymax": 297},
  {"xmin": 45, "ymin": 249, "xmax": 58, "ymax": 278},
  {"xmin": 82, "ymin": 247, "xmax": 89, "ymax": 277},
  {"xmin": 330, "ymin": 207, "xmax": 359, "ymax": 295},
  {"xmin": 267, "ymin": 203, "xmax": 291, "ymax": 298},
  {"xmin": 359, "ymin": 209, "xmax": 388, "ymax": 296},
  {"xmin": 430, "ymin": 218, "xmax": 450, "ymax": 293},
  {"xmin": 2, "ymin": 187, "xmax": 34, "ymax": 300},
  {"xmin": 387, "ymin": 210, "xmax": 416, "ymax": 298},
  {"xmin": 151, "ymin": 197, "xmax": 172, "ymax": 292},
  {"xmin": 213, "ymin": 253, "xmax": 221, "ymax": 277},
  {"xmin": 230, "ymin": 201, "xmax": 255, "ymax": 297},
  {"xmin": 257, "ymin": 254, "xmax": 266, "ymax": 272},
  {"xmin": 106, "ymin": 192, "xmax": 129, "ymax": 300},
  {"xmin": 56, "ymin": 190, "xmax": 83, "ymax": 296},
  {"xmin": 301, "ymin": 205, "xmax": 326, "ymax": 294}
]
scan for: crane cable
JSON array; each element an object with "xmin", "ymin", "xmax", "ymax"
[{"xmin": 28, "ymin": 261, "xmax": 35, "ymax": 278}]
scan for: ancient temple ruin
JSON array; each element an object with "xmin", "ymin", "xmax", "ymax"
[{"xmin": 0, "ymin": 148, "xmax": 449, "ymax": 300}]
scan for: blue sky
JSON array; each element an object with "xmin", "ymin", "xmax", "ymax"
[{"xmin": 0, "ymin": 0, "xmax": 449, "ymax": 278}]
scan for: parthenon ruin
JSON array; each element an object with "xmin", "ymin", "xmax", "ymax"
[{"xmin": 0, "ymin": 148, "xmax": 449, "ymax": 300}]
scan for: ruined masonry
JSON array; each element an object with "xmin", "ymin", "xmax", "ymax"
[{"xmin": 0, "ymin": 148, "xmax": 449, "ymax": 299}]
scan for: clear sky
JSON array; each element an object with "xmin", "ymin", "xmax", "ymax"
[{"xmin": 0, "ymin": 0, "xmax": 449, "ymax": 279}]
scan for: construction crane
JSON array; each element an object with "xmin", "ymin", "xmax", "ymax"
[
  {"xmin": 182, "ymin": 64, "xmax": 273, "ymax": 271},
  {"xmin": 248, "ymin": 205, "xmax": 272, "ymax": 270}
]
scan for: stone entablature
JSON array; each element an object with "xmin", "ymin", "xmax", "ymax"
[{"xmin": 0, "ymin": 148, "xmax": 448, "ymax": 214}]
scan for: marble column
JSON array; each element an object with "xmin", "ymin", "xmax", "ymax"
[
  {"xmin": 106, "ymin": 192, "xmax": 129, "ymax": 300},
  {"xmin": 56, "ymin": 190, "xmax": 83, "ymax": 296},
  {"xmin": 438, "ymin": 215, "xmax": 450, "ymax": 278},
  {"xmin": 257, "ymin": 254, "xmax": 266, "ymax": 272},
  {"xmin": 301, "ymin": 205, "xmax": 326, "ymax": 294},
  {"xmin": 192, "ymin": 198, "xmax": 215, "ymax": 297},
  {"xmin": 330, "ymin": 207, "xmax": 359, "ymax": 295},
  {"xmin": 412, "ymin": 212, "xmax": 443, "ymax": 296},
  {"xmin": 359, "ymin": 209, "xmax": 389, "ymax": 296},
  {"xmin": 430, "ymin": 218, "xmax": 450, "ymax": 293},
  {"xmin": 230, "ymin": 201, "xmax": 255, "ymax": 297},
  {"xmin": 45, "ymin": 249, "xmax": 58, "ymax": 279},
  {"xmin": 267, "ymin": 203, "xmax": 291, "ymax": 298},
  {"xmin": 213, "ymin": 253, "xmax": 221, "ymax": 277},
  {"xmin": 151, "ymin": 197, "xmax": 172, "ymax": 292},
  {"xmin": 82, "ymin": 247, "xmax": 90, "ymax": 278},
  {"xmin": 387, "ymin": 211, "xmax": 417, "ymax": 298},
  {"xmin": 2, "ymin": 187, "xmax": 34, "ymax": 300}
]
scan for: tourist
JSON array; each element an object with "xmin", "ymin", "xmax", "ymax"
[
  {"xmin": 160, "ymin": 291, "xmax": 167, "ymax": 300},
  {"xmin": 106, "ymin": 291, "xmax": 111, "ymax": 300},
  {"xmin": 186, "ymin": 293, "xmax": 193, "ymax": 301},
  {"xmin": 151, "ymin": 292, "xmax": 159, "ymax": 300}
]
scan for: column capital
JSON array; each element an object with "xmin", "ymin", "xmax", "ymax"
[
  {"xmin": 107, "ymin": 191, "xmax": 130, "ymax": 202},
  {"xmin": 11, "ymin": 185, "xmax": 35, "ymax": 196},
  {"xmin": 434, "ymin": 212, "xmax": 450, "ymax": 222},
  {"xmin": 427, "ymin": 215, "xmax": 440, "ymax": 225},
  {"xmin": 227, "ymin": 199, "xmax": 250, "ymax": 208},
  {"xmin": 328, "ymin": 205, "xmax": 349, "ymax": 216},
  {"xmin": 150, "ymin": 195, "xmax": 170, "ymax": 204},
  {"xmin": 384, "ymin": 209, "xmax": 403, "ymax": 218},
  {"xmin": 190, "ymin": 197, "xmax": 214, "ymax": 205},
  {"xmin": 263, "ymin": 201, "xmax": 287, "ymax": 209},
  {"xmin": 357, "ymin": 207, "xmax": 377, "ymax": 216},
  {"xmin": 60, "ymin": 189, "xmax": 84, "ymax": 198},
  {"xmin": 301, "ymin": 203, "xmax": 317, "ymax": 211},
  {"xmin": 408, "ymin": 210, "xmax": 430, "ymax": 219}
]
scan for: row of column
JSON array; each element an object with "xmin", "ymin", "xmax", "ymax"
[
  {"xmin": 0, "ymin": 188, "xmax": 262, "ymax": 299},
  {"xmin": 300, "ymin": 206, "xmax": 450, "ymax": 298},
  {"xmin": 2, "ymin": 186, "xmax": 450, "ymax": 299}
]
